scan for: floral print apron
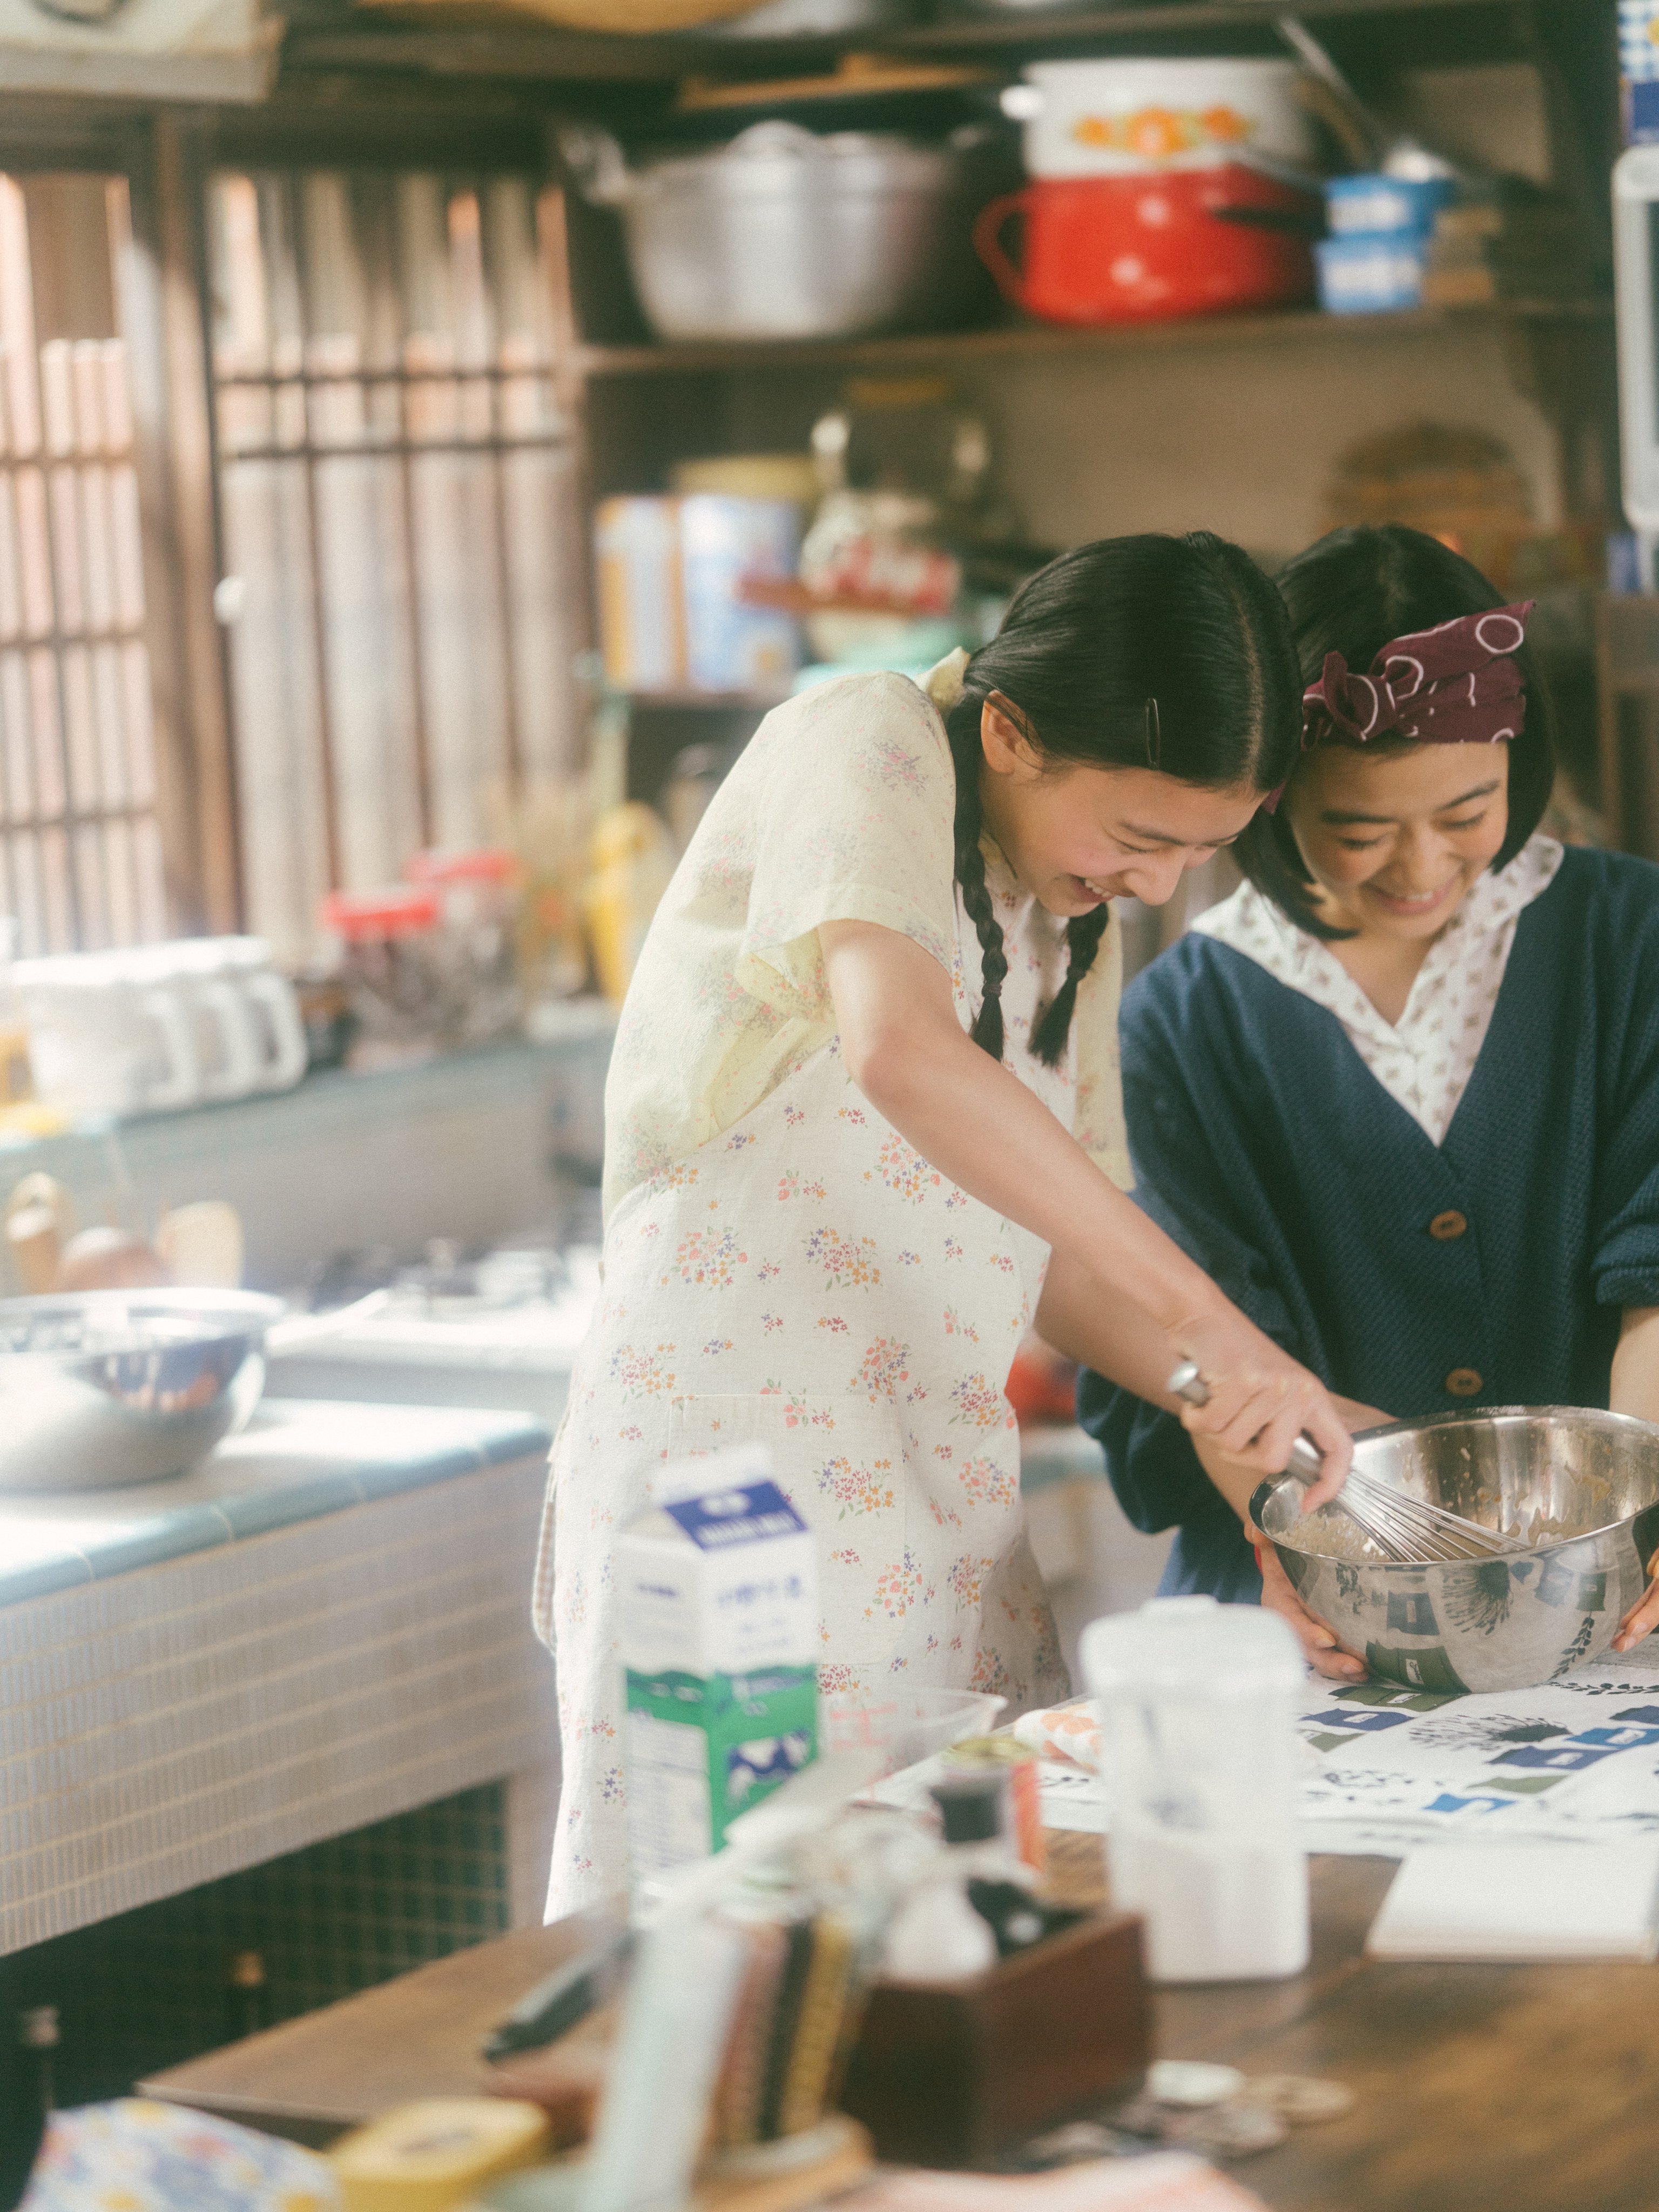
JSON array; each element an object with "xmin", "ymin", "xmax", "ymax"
[{"xmin": 537, "ymin": 855, "xmax": 1089, "ymax": 1916}]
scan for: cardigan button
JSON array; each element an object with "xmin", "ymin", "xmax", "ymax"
[
  {"xmin": 1429, "ymin": 1210, "xmax": 1468, "ymax": 1242},
  {"xmin": 1446, "ymin": 1367, "xmax": 1483, "ymax": 1397}
]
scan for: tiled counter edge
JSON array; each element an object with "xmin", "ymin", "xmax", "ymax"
[{"xmin": 0, "ymin": 1446, "xmax": 559, "ymax": 1956}]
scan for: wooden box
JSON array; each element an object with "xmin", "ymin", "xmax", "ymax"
[{"xmin": 838, "ymin": 1910, "xmax": 1149, "ymax": 2167}]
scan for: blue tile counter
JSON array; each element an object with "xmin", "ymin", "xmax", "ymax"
[
  {"xmin": 0, "ymin": 1400, "xmax": 558, "ymax": 1956},
  {"xmin": 0, "ymin": 1400, "xmax": 550, "ymax": 1610}
]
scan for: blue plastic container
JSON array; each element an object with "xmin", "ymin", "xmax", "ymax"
[
  {"xmin": 1326, "ymin": 172, "xmax": 1456, "ymax": 240},
  {"xmin": 1316, "ymin": 233, "xmax": 1428, "ymax": 314}
]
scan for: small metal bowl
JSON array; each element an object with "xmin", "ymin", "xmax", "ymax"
[
  {"xmin": 1252, "ymin": 1407, "xmax": 1659, "ymax": 1694},
  {"xmin": 0, "ymin": 1289, "xmax": 285, "ymax": 1492}
]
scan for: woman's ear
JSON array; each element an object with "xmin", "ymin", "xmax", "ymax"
[{"xmin": 980, "ymin": 696, "xmax": 1042, "ymax": 779}]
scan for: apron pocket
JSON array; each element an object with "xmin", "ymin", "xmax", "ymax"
[{"xmin": 666, "ymin": 1392, "xmax": 912, "ymax": 1669}]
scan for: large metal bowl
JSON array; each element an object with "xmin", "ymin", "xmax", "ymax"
[
  {"xmin": 1252, "ymin": 1407, "xmax": 1659, "ymax": 1694},
  {"xmin": 0, "ymin": 1290, "xmax": 285, "ymax": 1492}
]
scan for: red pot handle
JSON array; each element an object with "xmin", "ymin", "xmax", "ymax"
[{"xmin": 972, "ymin": 188, "xmax": 1032, "ymax": 307}]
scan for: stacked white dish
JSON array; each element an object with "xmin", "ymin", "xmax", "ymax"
[{"xmin": 16, "ymin": 936, "xmax": 306, "ymax": 1117}]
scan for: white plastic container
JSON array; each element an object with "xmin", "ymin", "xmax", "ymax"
[
  {"xmin": 1081, "ymin": 1595, "xmax": 1309, "ymax": 1984},
  {"xmin": 1614, "ymin": 145, "xmax": 1659, "ymax": 575}
]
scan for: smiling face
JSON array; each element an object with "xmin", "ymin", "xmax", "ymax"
[
  {"xmin": 1283, "ymin": 740, "xmax": 1511, "ymax": 941},
  {"xmin": 976, "ymin": 700, "xmax": 1265, "ymax": 915}
]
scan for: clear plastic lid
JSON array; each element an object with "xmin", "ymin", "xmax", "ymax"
[{"xmin": 1080, "ymin": 1594, "xmax": 1304, "ymax": 1700}]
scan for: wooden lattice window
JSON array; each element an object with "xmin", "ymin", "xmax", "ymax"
[
  {"xmin": 206, "ymin": 167, "xmax": 586, "ymax": 962},
  {"xmin": 0, "ymin": 172, "xmax": 168, "ymax": 956}
]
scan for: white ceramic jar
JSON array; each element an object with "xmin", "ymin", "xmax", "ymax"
[{"xmin": 1081, "ymin": 1594, "xmax": 1310, "ymax": 1984}]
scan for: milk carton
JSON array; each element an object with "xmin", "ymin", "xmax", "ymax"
[{"xmin": 618, "ymin": 1445, "xmax": 818, "ymax": 1883}]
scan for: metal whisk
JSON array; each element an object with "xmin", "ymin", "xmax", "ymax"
[{"xmin": 1166, "ymin": 1362, "xmax": 1525, "ymax": 1565}]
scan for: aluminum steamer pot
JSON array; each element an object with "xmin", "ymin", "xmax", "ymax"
[
  {"xmin": 1252, "ymin": 1407, "xmax": 1659, "ymax": 1694},
  {"xmin": 0, "ymin": 1289, "xmax": 284, "ymax": 1491},
  {"xmin": 562, "ymin": 121, "xmax": 992, "ymax": 343}
]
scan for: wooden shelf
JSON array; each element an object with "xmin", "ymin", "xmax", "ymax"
[
  {"xmin": 575, "ymin": 298, "xmax": 1613, "ymax": 380},
  {"xmin": 284, "ymin": 0, "xmax": 1599, "ymax": 85},
  {"xmin": 621, "ymin": 687, "xmax": 787, "ymax": 709}
]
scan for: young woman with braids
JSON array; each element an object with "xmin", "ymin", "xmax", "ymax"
[{"xmin": 536, "ymin": 530, "xmax": 1354, "ymax": 1913}]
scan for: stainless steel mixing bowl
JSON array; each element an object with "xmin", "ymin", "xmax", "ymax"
[
  {"xmin": 0, "ymin": 1289, "xmax": 285, "ymax": 1492},
  {"xmin": 1252, "ymin": 1407, "xmax": 1659, "ymax": 1694}
]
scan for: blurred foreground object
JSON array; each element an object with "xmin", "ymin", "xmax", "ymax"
[
  {"xmin": 1083, "ymin": 1599, "xmax": 1309, "ymax": 1984},
  {"xmin": 330, "ymin": 2098, "xmax": 547, "ymax": 2209},
  {"xmin": 16, "ymin": 2098, "xmax": 334, "ymax": 2212}
]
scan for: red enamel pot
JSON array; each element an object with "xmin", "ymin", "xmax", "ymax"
[{"xmin": 973, "ymin": 165, "xmax": 1321, "ymax": 326}]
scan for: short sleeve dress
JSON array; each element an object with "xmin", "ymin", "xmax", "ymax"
[{"xmin": 536, "ymin": 657, "xmax": 1130, "ymax": 1913}]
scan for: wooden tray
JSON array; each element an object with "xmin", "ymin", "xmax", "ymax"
[{"xmin": 839, "ymin": 1910, "xmax": 1149, "ymax": 2167}]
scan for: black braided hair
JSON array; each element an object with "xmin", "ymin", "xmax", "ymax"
[
  {"xmin": 951, "ymin": 747, "xmax": 1011, "ymax": 1060},
  {"xmin": 1029, "ymin": 908, "xmax": 1111, "ymax": 1068},
  {"xmin": 941, "ymin": 532, "xmax": 1303, "ymax": 1068}
]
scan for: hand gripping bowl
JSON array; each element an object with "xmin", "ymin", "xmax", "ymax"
[
  {"xmin": 0, "ymin": 1289, "xmax": 284, "ymax": 1492},
  {"xmin": 1251, "ymin": 1407, "xmax": 1659, "ymax": 1694}
]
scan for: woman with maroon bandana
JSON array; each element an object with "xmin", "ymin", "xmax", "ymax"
[{"xmin": 1082, "ymin": 525, "xmax": 1659, "ymax": 1676}]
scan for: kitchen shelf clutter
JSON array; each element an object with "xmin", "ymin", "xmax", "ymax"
[{"xmin": 556, "ymin": 0, "xmax": 1615, "ymax": 766}]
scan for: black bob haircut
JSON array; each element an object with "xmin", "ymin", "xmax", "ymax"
[{"xmin": 1234, "ymin": 524, "xmax": 1558, "ymax": 941}]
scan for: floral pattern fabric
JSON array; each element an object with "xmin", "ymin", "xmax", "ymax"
[
  {"xmin": 1191, "ymin": 834, "xmax": 1563, "ymax": 1147},
  {"xmin": 19, "ymin": 2100, "xmax": 334, "ymax": 2212},
  {"xmin": 536, "ymin": 669, "xmax": 1130, "ymax": 1915}
]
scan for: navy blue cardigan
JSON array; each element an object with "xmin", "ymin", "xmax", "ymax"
[{"xmin": 1078, "ymin": 847, "xmax": 1659, "ymax": 1602}]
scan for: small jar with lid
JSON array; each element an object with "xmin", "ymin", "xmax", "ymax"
[
  {"xmin": 404, "ymin": 847, "xmax": 523, "ymax": 1044},
  {"xmin": 318, "ymin": 886, "xmax": 449, "ymax": 1066}
]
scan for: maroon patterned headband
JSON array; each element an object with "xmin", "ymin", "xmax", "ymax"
[
  {"xmin": 1264, "ymin": 601, "xmax": 1534, "ymax": 812},
  {"xmin": 1303, "ymin": 601, "xmax": 1534, "ymax": 750}
]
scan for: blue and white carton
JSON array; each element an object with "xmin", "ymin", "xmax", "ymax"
[{"xmin": 619, "ymin": 1444, "xmax": 819, "ymax": 1884}]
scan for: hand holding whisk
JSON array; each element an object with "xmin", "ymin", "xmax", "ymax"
[{"xmin": 1166, "ymin": 1361, "xmax": 1525, "ymax": 1566}]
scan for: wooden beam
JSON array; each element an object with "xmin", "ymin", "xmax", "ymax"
[
  {"xmin": 151, "ymin": 111, "xmax": 241, "ymax": 935},
  {"xmin": 281, "ymin": 0, "xmax": 1605, "ymax": 85},
  {"xmin": 115, "ymin": 134, "xmax": 211, "ymax": 938}
]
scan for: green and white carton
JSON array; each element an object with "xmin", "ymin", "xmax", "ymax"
[{"xmin": 619, "ymin": 1444, "xmax": 818, "ymax": 1884}]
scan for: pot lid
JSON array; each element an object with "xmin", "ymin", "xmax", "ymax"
[{"xmin": 638, "ymin": 118, "xmax": 956, "ymax": 181}]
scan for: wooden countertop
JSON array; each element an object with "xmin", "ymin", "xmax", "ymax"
[{"xmin": 143, "ymin": 1832, "xmax": 1659, "ymax": 2210}]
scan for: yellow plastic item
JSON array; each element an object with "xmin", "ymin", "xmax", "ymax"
[
  {"xmin": 583, "ymin": 802, "xmax": 678, "ymax": 1007},
  {"xmin": 329, "ymin": 2099, "xmax": 551, "ymax": 2212},
  {"xmin": 0, "ymin": 1100, "xmax": 66, "ymax": 1137}
]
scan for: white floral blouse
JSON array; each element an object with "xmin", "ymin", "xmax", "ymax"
[{"xmin": 1192, "ymin": 833, "xmax": 1564, "ymax": 1146}]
